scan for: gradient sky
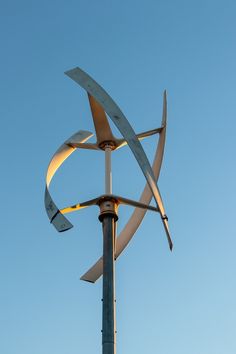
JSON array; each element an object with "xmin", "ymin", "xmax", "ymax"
[{"xmin": 1, "ymin": 1, "xmax": 236, "ymax": 353}]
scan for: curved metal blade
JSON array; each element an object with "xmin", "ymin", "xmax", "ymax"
[
  {"xmin": 65, "ymin": 68, "xmax": 172, "ymax": 249},
  {"xmin": 88, "ymin": 94, "xmax": 115, "ymax": 145},
  {"xmin": 81, "ymin": 91, "xmax": 171, "ymax": 282},
  {"xmin": 45, "ymin": 130, "xmax": 93, "ymax": 232}
]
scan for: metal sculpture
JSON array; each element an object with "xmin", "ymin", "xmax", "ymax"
[{"xmin": 45, "ymin": 67, "xmax": 172, "ymax": 354}]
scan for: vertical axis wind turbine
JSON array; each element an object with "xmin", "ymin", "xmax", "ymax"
[{"xmin": 45, "ymin": 67, "xmax": 173, "ymax": 354}]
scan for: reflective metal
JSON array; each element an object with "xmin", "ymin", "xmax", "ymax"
[
  {"xmin": 45, "ymin": 130, "xmax": 93, "ymax": 231},
  {"xmin": 60, "ymin": 194, "xmax": 159, "ymax": 215},
  {"xmin": 101, "ymin": 215, "xmax": 116, "ymax": 354},
  {"xmin": 81, "ymin": 93, "xmax": 168, "ymax": 281},
  {"xmin": 65, "ymin": 68, "xmax": 172, "ymax": 250},
  {"xmin": 45, "ymin": 68, "xmax": 173, "ymax": 354},
  {"xmin": 45, "ymin": 68, "xmax": 172, "ymax": 277}
]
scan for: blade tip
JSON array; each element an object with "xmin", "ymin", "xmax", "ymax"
[
  {"xmin": 64, "ymin": 67, "xmax": 78, "ymax": 77},
  {"xmin": 80, "ymin": 276, "xmax": 95, "ymax": 284}
]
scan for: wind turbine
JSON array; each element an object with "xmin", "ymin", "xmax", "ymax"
[{"xmin": 45, "ymin": 67, "xmax": 172, "ymax": 354}]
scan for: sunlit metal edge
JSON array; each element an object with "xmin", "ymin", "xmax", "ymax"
[
  {"xmin": 45, "ymin": 130, "xmax": 93, "ymax": 232},
  {"xmin": 65, "ymin": 67, "xmax": 172, "ymax": 248},
  {"xmin": 60, "ymin": 194, "xmax": 159, "ymax": 215},
  {"xmin": 81, "ymin": 91, "xmax": 169, "ymax": 282}
]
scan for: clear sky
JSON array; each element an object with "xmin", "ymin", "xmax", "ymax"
[{"xmin": 1, "ymin": 1, "xmax": 236, "ymax": 353}]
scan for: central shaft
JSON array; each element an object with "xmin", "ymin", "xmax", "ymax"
[
  {"xmin": 99, "ymin": 144, "xmax": 117, "ymax": 354},
  {"xmin": 100, "ymin": 212, "xmax": 117, "ymax": 354},
  {"xmin": 99, "ymin": 199, "xmax": 118, "ymax": 354},
  {"xmin": 105, "ymin": 145, "xmax": 112, "ymax": 194}
]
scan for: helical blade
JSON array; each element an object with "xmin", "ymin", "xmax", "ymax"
[
  {"xmin": 45, "ymin": 130, "xmax": 93, "ymax": 232},
  {"xmin": 65, "ymin": 67, "xmax": 172, "ymax": 250},
  {"xmin": 88, "ymin": 94, "xmax": 115, "ymax": 145},
  {"xmin": 81, "ymin": 91, "xmax": 171, "ymax": 282},
  {"xmin": 159, "ymin": 90, "xmax": 172, "ymax": 249}
]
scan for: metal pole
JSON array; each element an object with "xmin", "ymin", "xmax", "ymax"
[
  {"xmin": 99, "ymin": 144, "xmax": 117, "ymax": 354},
  {"xmin": 100, "ymin": 212, "xmax": 117, "ymax": 354},
  {"xmin": 105, "ymin": 146, "xmax": 112, "ymax": 194}
]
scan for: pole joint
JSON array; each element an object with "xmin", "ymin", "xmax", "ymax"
[{"xmin": 98, "ymin": 198, "xmax": 118, "ymax": 222}]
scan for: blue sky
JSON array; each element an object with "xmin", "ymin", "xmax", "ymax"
[{"xmin": 1, "ymin": 1, "xmax": 236, "ymax": 353}]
